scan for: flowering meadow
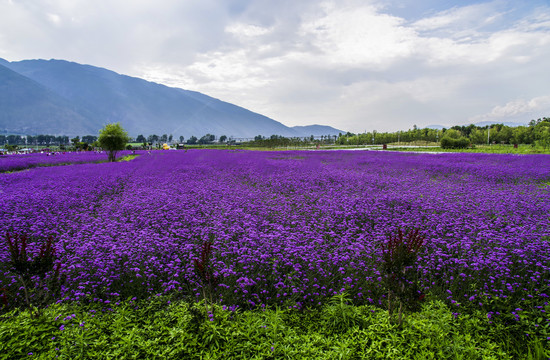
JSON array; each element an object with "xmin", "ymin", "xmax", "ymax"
[
  {"xmin": 1, "ymin": 150, "xmax": 549, "ymax": 324},
  {"xmin": 0, "ymin": 150, "xmax": 135, "ymax": 173}
]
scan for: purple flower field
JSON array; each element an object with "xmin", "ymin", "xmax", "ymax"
[
  {"xmin": 1, "ymin": 150, "xmax": 549, "ymax": 317},
  {"xmin": 0, "ymin": 150, "xmax": 136, "ymax": 173}
]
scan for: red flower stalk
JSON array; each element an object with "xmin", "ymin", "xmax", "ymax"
[
  {"xmin": 38, "ymin": 236, "xmax": 55, "ymax": 258},
  {"xmin": 194, "ymin": 241, "xmax": 218, "ymax": 285},
  {"xmin": 0, "ymin": 287, "xmax": 8, "ymax": 306},
  {"xmin": 6, "ymin": 233, "xmax": 28, "ymax": 264},
  {"xmin": 4, "ymin": 233, "xmax": 62, "ymax": 312},
  {"xmin": 384, "ymin": 228, "xmax": 425, "ymax": 260}
]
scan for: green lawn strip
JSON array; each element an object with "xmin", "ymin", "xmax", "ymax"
[
  {"xmin": 1, "ymin": 297, "xmax": 547, "ymax": 359},
  {"xmin": 384, "ymin": 144, "xmax": 550, "ymax": 154},
  {"xmin": 116, "ymin": 154, "xmax": 140, "ymax": 162}
]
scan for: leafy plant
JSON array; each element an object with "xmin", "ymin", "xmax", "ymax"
[
  {"xmin": 4, "ymin": 233, "xmax": 65, "ymax": 315},
  {"xmin": 321, "ymin": 292, "xmax": 363, "ymax": 334},
  {"xmin": 379, "ymin": 228, "xmax": 426, "ymax": 326},
  {"xmin": 194, "ymin": 238, "xmax": 219, "ymax": 316}
]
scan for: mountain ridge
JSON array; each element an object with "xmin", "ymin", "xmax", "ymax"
[{"xmin": 0, "ymin": 58, "xmax": 345, "ymax": 138}]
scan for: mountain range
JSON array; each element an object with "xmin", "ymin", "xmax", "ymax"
[
  {"xmin": 425, "ymin": 121, "xmax": 528, "ymax": 130},
  {"xmin": 0, "ymin": 58, "xmax": 344, "ymax": 138}
]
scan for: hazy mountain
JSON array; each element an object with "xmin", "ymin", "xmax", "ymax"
[
  {"xmin": 0, "ymin": 58, "xmax": 344, "ymax": 138},
  {"xmin": 291, "ymin": 124, "xmax": 345, "ymax": 137},
  {"xmin": 426, "ymin": 121, "xmax": 528, "ymax": 130},
  {"xmin": 472, "ymin": 121, "xmax": 528, "ymax": 127},
  {"xmin": 0, "ymin": 63, "xmax": 97, "ymax": 135},
  {"xmin": 425, "ymin": 124, "xmax": 445, "ymax": 130}
]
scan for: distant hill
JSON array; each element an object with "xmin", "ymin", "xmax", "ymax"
[
  {"xmin": 0, "ymin": 63, "xmax": 97, "ymax": 135},
  {"xmin": 0, "ymin": 58, "xmax": 345, "ymax": 138},
  {"xmin": 426, "ymin": 121, "xmax": 528, "ymax": 130},
  {"xmin": 425, "ymin": 124, "xmax": 445, "ymax": 130},
  {"xmin": 472, "ymin": 121, "xmax": 528, "ymax": 127},
  {"xmin": 291, "ymin": 124, "xmax": 345, "ymax": 137}
]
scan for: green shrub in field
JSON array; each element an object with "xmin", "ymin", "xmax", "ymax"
[
  {"xmin": 441, "ymin": 136, "xmax": 471, "ymax": 149},
  {"xmin": 379, "ymin": 228, "xmax": 426, "ymax": 327}
]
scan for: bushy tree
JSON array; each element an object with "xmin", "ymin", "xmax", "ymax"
[
  {"xmin": 82, "ymin": 135, "xmax": 98, "ymax": 144},
  {"xmin": 198, "ymin": 134, "xmax": 215, "ymax": 145},
  {"xmin": 440, "ymin": 136, "xmax": 470, "ymax": 149},
  {"xmin": 98, "ymin": 123, "xmax": 130, "ymax": 162},
  {"xmin": 135, "ymin": 135, "xmax": 146, "ymax": 144}
]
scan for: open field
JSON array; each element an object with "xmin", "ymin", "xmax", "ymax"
[
  {"xmin": 0, "ymin": 150, "xmax": 136, "ymax": 173},
  {"xmin": 1, "ymin": 150, "xmax": 549, "ymax": 358}
]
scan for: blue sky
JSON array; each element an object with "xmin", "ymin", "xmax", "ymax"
[{"xmin": 1, "ymin": 0, "xmax": 549, "ymax": 132}]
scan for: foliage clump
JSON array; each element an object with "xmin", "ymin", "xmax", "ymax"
[
  {"xmin": 0, "ymin": 296, "xmax": 543, "ymax": 359},
  {"xmin": 440, "ymin": 136, "xmax": 470, "ymax": 149},
  {"xmin": 379, "ymin": 228, "xmax": 426, "ymax": 326},
  {"xmin": 3, "ymin": 233, "xmax": 65, "ymax": 315},
  {"xmin": 98, "ymin": 122, "xmax": 130, "ymax": 162}
]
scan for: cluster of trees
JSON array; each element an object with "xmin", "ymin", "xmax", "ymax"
[
  {"xmin": 185, "ymin": 134, "xmax": 219, "ymax": 145},
  {"xmin": 337, "ymin": 118, "xmax": 550, "ymax": 148},
  {"xmin": 249, "ymin": 134, "xmax": 338, "ymax": 148},
  {"xmin": 136, "ymin": 134, "xmax": 177, "ymax": 145},
  {"xmin": 135, "ymin": 133, "xmax": 229, "ymax": 146},
  {"xmin": 0, "ymin": 134, "xmax": 71, "ymax": 147},
  {"xmin": 4, "ymin": 117, "xmax": 549, "ymax": 152}
]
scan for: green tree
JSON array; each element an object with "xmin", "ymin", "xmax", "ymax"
[
  {"xmin": 219, "ymin": 135, "xmax": 227, "ymax": 143},
  {"xmin": 186, "ymin": 136, "xmax": 198, "ymax": 145},
  {"xmin": 198, "ymin": 134, "xmax": 215, "ymax": 144},
  {"xmin": 82, "ymin": 135, "xmax": 98, "ymax": 144},
  {"xmin": 71, "ymin": 136, "xmax": 80, "ymax": 148},
  {"xmin": 98, "ymin": 123, "xmax": 130, "ymax": 162},
  {"xmin": 469, "ymin": 128, "xmax": 486, "ymax": 145},
  {"xmin": 534, "ymin": 120, "xmax": 550, "ymax": 149}
]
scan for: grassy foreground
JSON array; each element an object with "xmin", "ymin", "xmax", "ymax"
[{"xmin": 1, "ymin": 295, "xmax": 548, "ymax": 360}]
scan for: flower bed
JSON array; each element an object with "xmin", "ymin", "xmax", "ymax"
[
  {"xmin": 1, "ymin": 150, "xmax": 549, "ymax": 324},
  {"xmin": 0, "ymin": 150, "xmax": 137, "ymax": 172}
]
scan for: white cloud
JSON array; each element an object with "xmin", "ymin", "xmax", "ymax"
[
  {"xmin": 299, "ymin": 2, "xmax": 417, "ymax": 68},
  {"xmin": 226, "ymin": 23, "xmax": 272, "ymax": 38},
  {"xmin": 2, "ymin": 0, "xmax": 550, "ymax": 132},
  {"xmin": 47, "ymin": 13, "xmax": 61, "ymax": 25},
  {"xmin": 412, "ymin": 2, "xmax": 506, "ymax": 33},
  {"xmin": 470, "ymin": 95, "xmax": 550, "ymax": 123}
]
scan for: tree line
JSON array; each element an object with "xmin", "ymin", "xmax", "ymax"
[
  {"xmin": 2, "ymin": 117, "xmax": 549, "ymax": 150},
  {"xmin": 336, "ymin": 118, "xmax": 550, "ymax": 149}
]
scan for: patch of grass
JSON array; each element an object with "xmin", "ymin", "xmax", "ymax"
[
  {"xmin": 387, "ymin": 144, "xmax": 550, "ymax": 154},
  {"xmin": 116, "ymin": 154, "xmax": 140, "ymax": 162},
  {"xmin": 1, "ymin": 296, "xmax": 546, "ymax": 359}
]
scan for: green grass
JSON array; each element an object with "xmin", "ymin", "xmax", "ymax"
[
  {"xmin": 385, "ymin": 144, "xmax": 550, "ymax": 154},
  {"xmin": 116, "ymin": 154, "xmax": 140, "ymax": 162},
  {"xmin": 1, "ymin": 295, "xmax": 547, "ymax": 359},
  {"xmin": 174, "ymin": 143, "xmax": 550, "ymax": 154}
]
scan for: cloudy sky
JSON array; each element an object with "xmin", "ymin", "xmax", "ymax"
[{"xmin": 1, "ymin": 0, "xmax": 550, "ymax": 133}]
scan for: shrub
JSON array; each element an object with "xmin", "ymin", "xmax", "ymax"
[
  {"xmin": 440, "ymin": 136, "xmax": 470, "ymax": 149},
  {"xmin": 3, "ymin": 233, "xmax": 64, "ymax": 314},
  {"xmin": 379, "ymin": 228, "xmax": 426, "ymax": 326}
]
